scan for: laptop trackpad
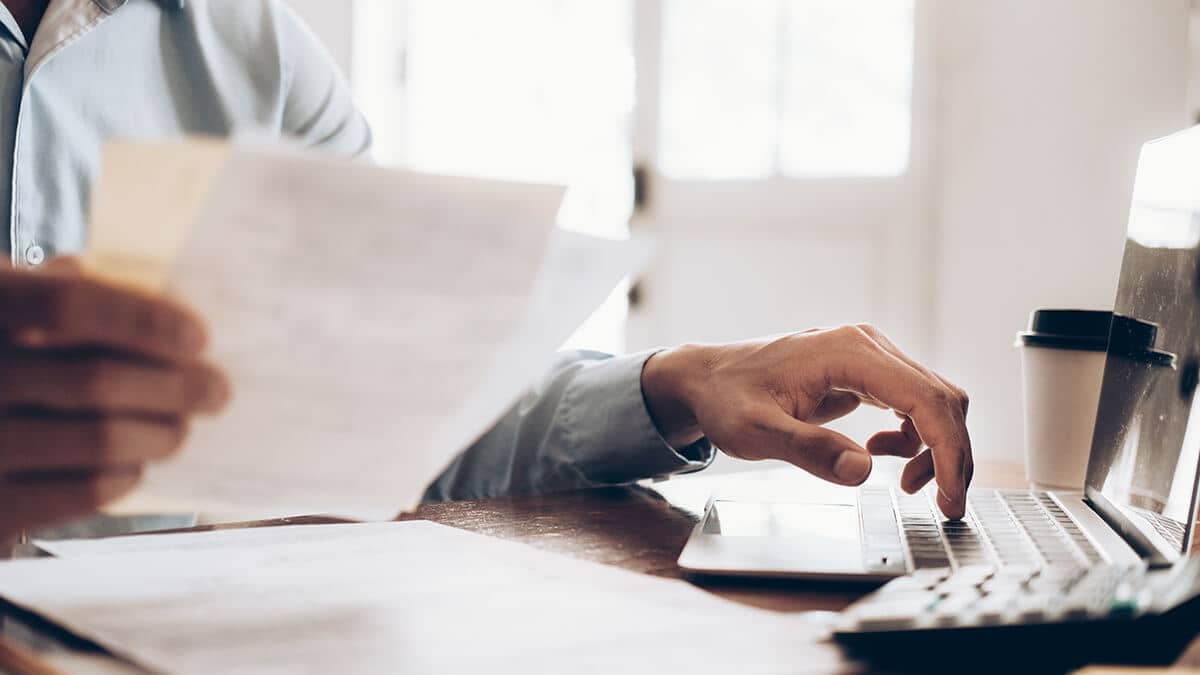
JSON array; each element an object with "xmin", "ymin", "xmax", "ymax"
[
  {"xmin": 704, "ymin": 500, "xmax": 860, "ymax": 539},
  {"xmin": 695, "ymin": 500, "xmax": 866, "ymax": 574}
]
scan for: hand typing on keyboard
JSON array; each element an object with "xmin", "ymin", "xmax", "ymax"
[{"xmin": 642, "ymin": 323, "xmax": 974, "ymax": 519}]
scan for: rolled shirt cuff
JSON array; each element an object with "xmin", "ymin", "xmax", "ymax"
[{"xmin": 561, "ymin": 349, "xmax": 715, "ymax": 485}]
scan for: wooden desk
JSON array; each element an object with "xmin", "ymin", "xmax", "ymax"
[
  {"xmin": 401, "ymin": 459, "xmax": 1027, "ymax": 613},
  {"xmin": 4, "ymin": 459, "xmax": 1199, "ymax": 673}
]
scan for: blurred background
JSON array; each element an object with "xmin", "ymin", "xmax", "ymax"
[{"xmin": 285, "ymin": 0, "xmax": 1198, "ymax": 470}]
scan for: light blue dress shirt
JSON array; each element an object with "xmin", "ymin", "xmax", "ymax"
[{"xmin": 0, "ymin": 0, "xmax": 712, "ymax": 520}]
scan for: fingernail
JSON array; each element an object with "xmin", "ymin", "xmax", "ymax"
[{"xmin": 834, "ymin": 452, "xmax": 871, "ymax": 484}]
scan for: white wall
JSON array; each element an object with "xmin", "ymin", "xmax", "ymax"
[{"xmin": 930, "ymin": 0, "xmax": 1190, "ymax": 461}]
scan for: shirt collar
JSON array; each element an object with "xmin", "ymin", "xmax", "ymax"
[
  {"xmin": 25, "ymin": 0, "xmax": 183, "ymax": 79},
  {"xmin": 0, "ymin": 4, "xmax": 27, "ymax": 49}
]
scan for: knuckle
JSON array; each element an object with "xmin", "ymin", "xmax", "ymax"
[
  {"xmin": 829, "ymin": 324, "xmax": 873, "ymax": 349},
  {"xmin": 955, "ymin": 386, "xmax": 970, "ymax": 408},
  {"xmin": 915, "ymin": 383, "xmax": 956, "ymax": 415},
  {"xmin": 848, "ymin": 325, "xmax": 874, "ymax": 346},
  {"xmin": 854, "ymin": 322, "xmax": 879, "ymax": 336},
  {"xmin": 931, "ymin": 384, "xmax": 957, "ymax": 407}
]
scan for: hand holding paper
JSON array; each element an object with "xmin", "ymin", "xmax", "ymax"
[{"xmin": 0, "ymin": 260, "xmax": 228, "ymax": 543}]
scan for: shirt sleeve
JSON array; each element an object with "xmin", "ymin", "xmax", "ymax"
[
  {"xmin": 423, "ymin": 350, "xmax": 715, "ymax": 502},
  {"xmin": 275, "ymin": 2, "xmax": 373, "ymax": 157}
]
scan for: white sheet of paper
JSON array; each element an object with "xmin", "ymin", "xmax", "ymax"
[
  {"xmin": 86, "ymin": 139, "xmax": 229, "ymax": 290},
  {"xmin": 95, "ymin": 141, "xmax": 649, "ymax": 520},
  {"xmin": 7, "ymin": 522, "xmax": 839, "ymax": 675}
]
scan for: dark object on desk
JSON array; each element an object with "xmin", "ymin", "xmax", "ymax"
[
  {"xmin": 835, "ymin": 557, "xmax": 1200, "ymax": 674},
  {"xmin": 836, "ymin": 597, "xmax": 1200, "ymax": 674}
]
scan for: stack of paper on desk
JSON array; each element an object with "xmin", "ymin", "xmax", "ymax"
[
  {"xmin": 85, "ymin": 140, "xmax": 650, "ymax": 520},
  {"xmin": 4, "ymin": 522, "xmax": 841, "ymax": 674}
]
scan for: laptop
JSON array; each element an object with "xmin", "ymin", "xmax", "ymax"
[{"xmin": 678, "ymin": 126, "xmax": 1200, "ymax": 630}]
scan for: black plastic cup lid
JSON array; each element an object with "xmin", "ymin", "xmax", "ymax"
[
  {"xmin": 1015, "ymin": 309, "xmax": 1112, "ymax": 352},
  {"xmin": 1016, "ymin": 308, "xmax": 1176, "ymax": 367}
]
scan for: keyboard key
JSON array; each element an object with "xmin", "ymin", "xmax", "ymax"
[
  {"xmin": 1059, "ymin": 603, "xmax": 1093, "ymax": 621},
  {"xmin": 944, "ymin": 567, "xmax": 994, "ymax": 585},
  {"xmin": 932, "ymin": 593, "xmax": 978, "ymax": 625},
  {"xmin": 910, "ymin": 569, "xmax": 951, "ymax": 583},
  {"xmin": 974, "ymin": 595, "xmax": 1015, "ymax": 624},
  {"xmin": 851, "ymin": 598, "xmax": 934, "ymax": 624},
  {"xmin": 853, "ymin": 613, "xmax": 918, "ymax": 631},
  {"xmin": 979, "ymin": 578, "xmax": 1024, "ymax": 597},
  {"xmin": 1015, "ymin": 599, "xmax": 1048, "ymax": 623}
]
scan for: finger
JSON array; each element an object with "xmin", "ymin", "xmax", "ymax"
[
  {"xmin": 834, "ymin": 328, "xmax": 970, "ymax": 513},
  {"xmin": 0, "ymin": 414, "xmax": 187, "ymax": 472},
  {"xmin": 0, "ymin": 349, "xmax": 228, "ymax": 415},
  {"xmin": 808, "ymin": 390, "xmax": 861, "ymax": 425},
  {"xmin": 819, "ymin": 326, "xmax": 971, "ymax": 518},
  {"xmin": 856, "ymin": 324, "xmax": 970, "ymax": 418},
  {"xmin": 866, "ymin": 430, "xmax": 911, "ymax": 456},
  {"xmin": 0, "ymin": 267, "xmax": 207, "ymax": 361},
  {"xmin": 0, "ymin": 467, "xmax": 142, "ymax": 539},
  {"xmin": 867, "ymin": 416, "xmax": 922, "ymax": 457},
  {"xmin": 41, "ymin": 255, "xmax": 84, "ymax": 274},
  {"xmin": 728, "ymin": 406, "xmax": 873, "ymax": 486},
  {"xmin": 901, "ymin": 448, "xmax": 935, "ymax": 494}
]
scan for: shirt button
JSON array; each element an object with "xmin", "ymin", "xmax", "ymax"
[{"xmin": 24, "ymin": 244, "xmax": 45, "ymax": 266}]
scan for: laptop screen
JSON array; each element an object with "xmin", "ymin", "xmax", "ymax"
[{"xmin": 1086, "ymin": 126, "xmax": 1200, "ymax": 559}]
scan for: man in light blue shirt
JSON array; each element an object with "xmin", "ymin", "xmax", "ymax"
[{"xmin": 0, "ymin": 0, "xmax": 974, "ymax": 543}]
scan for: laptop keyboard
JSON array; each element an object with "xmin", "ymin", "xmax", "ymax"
[
  {"xmin": 859, "ymin": 487, "xmax": 1101, "ymax": 573},
  {"xmin": 1134, "ymin": 508, "xmax": 1187, "ymax": 550},
  {"xmin": 846, "ymin": 487, "xmax": 1138, "ymax": 632}
]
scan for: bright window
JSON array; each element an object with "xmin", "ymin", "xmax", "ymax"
[
  {"xmin": 355, "ymin": 0, "xmax": 635, "ymax": 238},
  {"xmin": 658, "ymin": 0, "xmax": 915, "ymax": 180},
  {"xmin": 353, "ymin": 1, "xmax": 636, "ymax": 353}
]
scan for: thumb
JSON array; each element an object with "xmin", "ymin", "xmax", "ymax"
[{"xmin": 733, "ymin": 407, "xmax": 873, "ymax": 486}]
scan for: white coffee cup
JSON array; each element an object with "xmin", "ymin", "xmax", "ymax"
[{"xmin": 1016, "ymin": 310, "xmax": 1112, "ymax": 491}]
